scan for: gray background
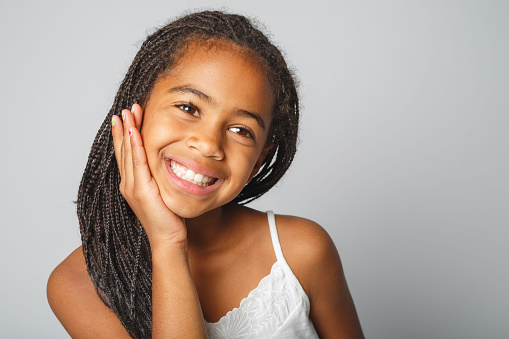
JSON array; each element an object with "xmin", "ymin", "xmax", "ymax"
[{"xmin": 1, "ymin": 0, "xmax": 507, "ymax": 338}]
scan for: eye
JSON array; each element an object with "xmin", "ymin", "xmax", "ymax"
[
  {"xmin": 177, "ymin": 103, "xmax": 199, "ymax": 117},
  {"xmin": 229, "ymin": 126, "xmax": 255, "ymax": 140}
]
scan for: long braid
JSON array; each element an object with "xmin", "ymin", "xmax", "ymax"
[{"xmin": 78, "ymin": 11, "xmax": 299, "ymax": 338}]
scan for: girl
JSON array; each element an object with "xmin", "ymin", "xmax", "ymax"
[{"xmin": 47, "ymin": 10, "xmax": 364, "ymax": 339}]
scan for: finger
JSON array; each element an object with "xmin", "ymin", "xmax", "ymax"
[
  {"xmin": 122, "ymin": 109, "xmax": 135, "ymax": 186},
  {"xmin": 121, "ymin": 132, "xmax": 126, "ymax": 186},
  {"xmin": 129, "ymin": 126, "xmax": 153, "ymax": 188},
  {"xmin": 111, "ymin": 115, "xmax": 124, "ymax": 171},
  {"xmin": 131, "ymin": 103, "xmax": 143, "ymax": 131}
]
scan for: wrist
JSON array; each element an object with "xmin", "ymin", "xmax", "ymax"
[
  {"xmin": 150, "ymin": 240, "xmax": 188, "ymax": 264},
  {"xmin": 144, "ymin": 221, "xmax": 188, "ymax": 253}
]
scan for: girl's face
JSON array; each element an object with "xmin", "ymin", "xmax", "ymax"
[{"xmin": 141, "ymin": 43, "xmax": 274, "ymax": 218}]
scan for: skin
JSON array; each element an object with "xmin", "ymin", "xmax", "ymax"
[{"xmin": 47, "ymin": 43, "xmax": 364, "ymax": 338}]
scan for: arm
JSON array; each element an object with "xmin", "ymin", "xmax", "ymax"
[
  {"xmin": 112, "ymin": 105, "xmax": 207, "ymax": 338},
  {"xmin": 47, "ymin": 247, "xmax": 132, "ymax": 339},
  {"xmin": 278, "ymin": 217, "xmax": 364, "ymax": 339},
  {"xmin": 47, "ymin": 244, "xmax": 206, "ymax": 339},
  {"xmin": 150, "ymin": 243, "xmax": 205, "ymax": 337},
  {"xmin": 48, "ymin": 106, "xmax": 207, "ymax": 338},
  {"xmin": 308, "ymin": 233, "xmax": 364, "ymax": 338}
]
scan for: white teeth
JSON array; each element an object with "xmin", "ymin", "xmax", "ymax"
[
  {"xmin": 184, "ymin": 169, "xmax": 195, "ymax": 180},
  {"xmin": 170, "ymin": 160, "xmax": 216, "ymax": 187}
]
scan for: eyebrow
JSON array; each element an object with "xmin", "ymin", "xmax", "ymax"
[
  {"xmin": 238, "ymin": 110, "xmax": 266, "ymax": 130},
  {"xmin": 169, "ymin": 86, "xmax": 214, "ymax": 104},
  {"xmin": 168, "ymin": 85, "xmax": 266, "ymax": 130}
]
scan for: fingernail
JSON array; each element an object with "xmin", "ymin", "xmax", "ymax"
[
  {"xmin": 131, "ymin": 104, "xmax": 136, "ymax": 113},
  {"xmin": 112, "ymin": 118, "xmax": 116, "ymax": 126},
  {"xmin": 122, "ymin": 112, "xmax": 126, "ymax": 120},
  {"xmin": 129, "ymin": 127, "xmax": 133, "ymax": 137}
]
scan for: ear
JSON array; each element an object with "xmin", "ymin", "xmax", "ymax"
[{"xmin": 248, "ymin": 145, "xmax": 273, "ymax": 183}]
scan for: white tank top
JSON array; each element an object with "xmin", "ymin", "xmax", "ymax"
[{"xmin": 204, "ymin": 211, "xmax": 319, "ymax": 338}]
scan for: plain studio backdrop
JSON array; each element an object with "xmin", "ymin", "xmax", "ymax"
[{"xmin": 1, "ymin": 1, "xmax": 507, "ymax": 338}]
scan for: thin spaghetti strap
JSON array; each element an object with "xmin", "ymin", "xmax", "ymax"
[{"xmin": 267, "ymin": 211, "xmax": 286, "ymax": 262}]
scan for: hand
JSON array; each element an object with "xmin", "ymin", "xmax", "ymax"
[
  {"xmin": 112, "ymin": 106, "xmax": 206, "ymax": 338},
  {"xmin": 112, "ymin": 104, "xmax": 187, "ymax": 249}
]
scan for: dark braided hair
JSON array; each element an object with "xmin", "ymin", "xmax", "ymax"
[{"xmin": 77, "ymin": 10, "xmax": 299, "ymax": 338}]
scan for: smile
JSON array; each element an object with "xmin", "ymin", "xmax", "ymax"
[{"xmin": 169, "ymin": 160, "xmax": 218, "ymax": 187}]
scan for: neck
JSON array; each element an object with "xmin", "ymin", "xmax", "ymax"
[{"xmin": 185, "ymin": 204, "xmax": 230, "ymax": 252}]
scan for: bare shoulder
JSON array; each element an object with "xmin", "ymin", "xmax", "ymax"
[
  {"xmin": 273, "ymin": 214, "xmax": 339, "ymax": 293},
  {"xmin": 47, "ymin": 247, "xmax": 130, "ymax": 338},
  {"xmin": 275, "ymin": 214, "xmax": 364, "ymax": 338}
]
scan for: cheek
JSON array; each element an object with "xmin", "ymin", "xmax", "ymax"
[
  {"xmin": 141, "ymin": 117, "xmax": 184, "ymax": 153},
  {"xmin": 229, "ymin": 149, "xmax": 260, "ymax": 181}
]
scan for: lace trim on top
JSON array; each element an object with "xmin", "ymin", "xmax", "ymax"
[{"xmin": 204, "ymin": 260, "xmax": 310, "ymax": 338}]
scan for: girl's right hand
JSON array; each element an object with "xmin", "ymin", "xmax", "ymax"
[
  {"xmin": 111, "ymin": 104, "xmax": 187, "ymax": 249},
  {"xmin": 114, "ymin": 106, "xmax": 207, "ymax": 338}
]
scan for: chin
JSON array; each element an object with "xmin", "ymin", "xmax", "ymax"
[
  {"xmin": 173, "ymin": 207, "xmax": 207, "ymax": 219},
  {"xmin": 160, "ymin": 194, "xmax": 218, "ymax": 219}
]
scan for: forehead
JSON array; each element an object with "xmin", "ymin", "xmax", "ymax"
[{"xmin": 154, "ymin": 41, "xmax": 274, "ymax": 117}]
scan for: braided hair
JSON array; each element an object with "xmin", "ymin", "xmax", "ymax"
[{"xmin": 77, "ymin": 10, "xmax": 299, "ymax": 338}]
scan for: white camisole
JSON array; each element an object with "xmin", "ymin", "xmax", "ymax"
[{"xmin": 204, "ymin": 211, "xmax": 319, "ymax": 338}]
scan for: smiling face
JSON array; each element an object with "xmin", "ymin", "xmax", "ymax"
[{"xmin": 140, "ymin": 42, "xmax": 274, "ymax": 218}]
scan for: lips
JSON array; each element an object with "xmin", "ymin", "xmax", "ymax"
[
  {"xmin": 169, "ymin": 160, "xmax": 217, "ymax": 187},
  {"xmin": 164, "ymin": 157, "xmax": 222, "ymax": 195}
]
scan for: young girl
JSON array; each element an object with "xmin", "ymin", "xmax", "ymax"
[{"xmin": 47, "ymin": 10, "xmax": 364, "ymax": 338}]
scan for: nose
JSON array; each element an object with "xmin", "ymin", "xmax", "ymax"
[{"xmin": 186, "ymin": 124, "xmax": 225, "ymax": 160}]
